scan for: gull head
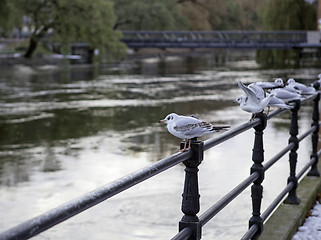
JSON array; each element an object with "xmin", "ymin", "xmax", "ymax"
[
  {"xmin": 318, "ymin": 73, "xmax": 321, "ymax": 79},
  {"xmin": 274, "ymin": 78, "xmax": 284, "ymax": 87},
  {"xmin": 160, "ymin": 113, "xmax": 178, "ymax": 124},
  {"xmin": 234, "ymin": 96, "xmax": 246, "ymax": 105},
  {"xmin": 287, "ymin": 78, "xmax": 295, "ymax": 85}
]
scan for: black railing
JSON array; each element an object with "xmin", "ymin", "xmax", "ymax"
[
  {"xmin": 121, "ymin": 30, "xmax": 312, "ymax": 49},
  {"xmin": 1, "ymin": 82, "xmax": 321, "ymax": 240}
]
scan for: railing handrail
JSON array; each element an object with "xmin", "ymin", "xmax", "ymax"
[
  {"xmin": 1, "ymin": 85, "xmax": 320, "ymax": 240},
  {"xmin": 121, "ymin": 30, "xmax": 308, "ymax": 45}
]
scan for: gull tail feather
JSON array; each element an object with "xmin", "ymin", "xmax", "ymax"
[{"xmin": 210, "ymin": 126, "xmax": 230, "ymax": 131}]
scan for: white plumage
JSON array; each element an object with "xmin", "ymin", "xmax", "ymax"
[
  {"xmin": 235, "ymin": 80, "xmax": 274, "ymax": 119},
  {"xmin": 160, "ymin": 113, "xmax": 229, "ymax": 151}
]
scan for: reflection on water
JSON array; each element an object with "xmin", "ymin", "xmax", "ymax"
[{"xmin": 0, "ymin": 53, "xmax": 320, "ymax": 239}]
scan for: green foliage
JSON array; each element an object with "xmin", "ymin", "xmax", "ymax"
[
  {"xmin": 257, "ymin": 0, "xmax": 317, "ymax": 68},
  {"xmin": 219, "ymin": 1, "xmax": 244, "ymax": 30},
  {"xmin": 261, "ymin": 0, "xmax": 311, "ymax": 30},
  {"xmin": 113, "ymin": 0, "xmax": 189, "ymax": 30},
  {"xmin": 0, "ymin": 0, "xmax": 126, "ymax": 58},
  {"xmin": 177, "ymin": 0, "xmax": 263, "ymax": 30},
  {"xmin": 0, "ymin": 0, "xmax": 21, "ymax": 36}
]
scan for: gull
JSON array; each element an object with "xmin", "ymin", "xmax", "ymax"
[
  {"xmin": 248, "ymin": 83, "xmax": 292, "ymax": 111},
  {"xmin": 283, "ymin": 85, "xmax": 302, "ymax": 94},
  {"xmin": 314, "ymin": 73, "xmax": 321, "ymax": 86},
  {"xmin": 236, "ymin": 80, "xmax": 274, "ymax": 120},
  {"xmin": 287, "ymin": 78, "xmax": 315, "ymax": 95},
  {"xmin": 160, "ymin": 113, "xmax": 230, "ymax": 152},
  {"xmin": 269, "ymin": 88, "xmax": 302, "ymax": 102},
  {"xmin": 251, "ymin": 78, "xmax": 284, "ymax": 89},
  {"xmin": 265, "ymin": 93, "xmax": 293, "ymax": 109}
]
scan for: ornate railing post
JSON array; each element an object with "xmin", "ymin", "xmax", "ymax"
[
  {"xmin": 249, "ymin": 113, "xmax": 266, "ymax": 240},
  {"xmin": 284, "ymin": 100, "xmax": 301, "ymax": 204},
  {"xmin": 179, "ymin": 139, "xmax": 203, "ymax": 240},
  {"xmin": 308, "ymin": 81, "xmax": 320, "ymax": 176}
]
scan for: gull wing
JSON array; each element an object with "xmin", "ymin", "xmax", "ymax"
[
  {"xmin": 248, "ymin": 83, "xmax": 265, "ymax": 100},
  {"xmin": 173, "ymin": 117, "xmax": 200, "ymax": 134},
  {"xmin": 238, "ymin": 81, "xmax": 259, "ymax": 103},
  {"xmin": 173, "ymin": 117, "xmax": 215, "ymax": 137}
]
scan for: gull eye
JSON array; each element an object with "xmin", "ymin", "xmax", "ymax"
[{"xmin": 167, "ymin": 116, "xmax": 171, "ymax": 120}]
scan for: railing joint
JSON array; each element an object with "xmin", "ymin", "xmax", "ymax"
[
  {"xmin": 179, "ymin": 222, "xmax": 202, "ymax": 240},
  {"xmin": 180, "ymin": 139, "xmax": 204, "ymax": 167},
  {"xmin": 249, "ymin": 217, "xmax": 263, "ymax": 240}
]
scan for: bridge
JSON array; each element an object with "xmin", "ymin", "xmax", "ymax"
[{"xmin": 121, "ymin": 30, "xmax": 321, "ymax": 50}]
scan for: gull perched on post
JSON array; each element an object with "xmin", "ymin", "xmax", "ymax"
[
  {"xmin": 235, "ymin": 80, "xmax": 274, "ymax": 120},
  {"xmin": 160, "ymin": 113, "xmax": 230, "ymax": 152},
  {"xmin": 287, "ymin": 78, "xmax": 315, "ymax": 95},
  {"xmin": 251, "ymin": 78, "xmax": 284, "ymax": 89},
  {"xmin": 269, "ymin": 88, "xmax": 302, "ymax": 102},
  {"xmin": 248, "ymin": 83, "xmax": 293, "ymax": 110}
]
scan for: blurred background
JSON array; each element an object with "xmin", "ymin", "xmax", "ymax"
[{"xmin": 0, "ymin": 0, "xmax": 321, "ymax": 239}]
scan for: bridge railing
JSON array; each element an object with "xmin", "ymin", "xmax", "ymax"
[
  {"xmin": 122, "ymin": 30, "xmax": 307, "ymax": 45},
  {"xmin": 0, "ymin": 81, "xmax": 320, "ymax": 240}
]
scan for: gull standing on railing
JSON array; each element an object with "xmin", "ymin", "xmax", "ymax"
[
  {"xmin": 287, "ymin": 78, "xmax": 316, "ymax": 94},
  {"xmin": 249, "ymin": 81, "xmax": 294, "ymax": 111},
  {"xmin": 269, "ymin": 88, "xmax": 303, "ymax": 102},
  {"xmin": 160, "ymin": 113, "xmax": 230, "ymax": 152},
  {"xmin": 235, "ymin": 80, "xmax": 274, "ymax": 120},
  {"xmin": 251, "ymin": 78, "xmax": 284, "ymax": 89}
]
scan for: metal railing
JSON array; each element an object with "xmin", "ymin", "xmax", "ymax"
[
  {"xmin": 121, "ymin": 30, "xmax": 312, "ymax": 49},
  {"xmin": 1, "ymin": 81, "xmax": 321, "ymax": 240}
]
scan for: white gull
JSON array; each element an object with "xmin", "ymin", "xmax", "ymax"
[
  {"xmin": 270, "ymin": 88, "xmax": 303, "ymax": 102},
  {"xmin": 235, "ymin": 80, "xmax": 274, "ymax": 120},
  {"xmin": 251, "ymin": 78, "xmax": 284, "ymax": 89},
  {"xmin": 287, "ymin": 78, "xmax": 315, "ymax": 95},
  {"xmin": 248, "ymin": 83, "xmax": 292, "ymax": 110},
  {"xmin": 160, "ymin": 113, "xmax": 229, "ymax": 151}
]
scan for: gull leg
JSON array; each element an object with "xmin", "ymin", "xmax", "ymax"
[
  {"xmin": 186, "ymin": 139, "xmax": 191, "ymax": 151},
  {"xmin": 250, "ymin": 113, "xmax": 256, "ymax": 121},
  {"xmin": 181, "ymin": 139, "xmax": 188, "ymax": 152},
  {"xmin": 266, "ymin": 106, "xmax": 270, "ymax": 115}
]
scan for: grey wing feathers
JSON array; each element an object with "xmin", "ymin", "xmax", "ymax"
[
  {"xmin": 238, "ymin": 81, "xmax": 258, "ymax": 100},
  {"xmin": 211, "ymin": 125, "xmax": 230, "ymax": 131},
  {"xmin": 174, "ymin": 124, "xmax": 198, "ymax": 132}
]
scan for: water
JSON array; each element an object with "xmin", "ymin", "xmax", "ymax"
[{"xmin": 0, "ymin": 53, "xmax": 320, "ymax": 239}]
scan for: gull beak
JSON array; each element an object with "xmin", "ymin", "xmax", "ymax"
[{"xmin": 159, "ymin": 119, "xmax": 164, "ymax": 123}]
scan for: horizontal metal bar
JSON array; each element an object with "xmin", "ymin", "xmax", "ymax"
[
  {"xmin": 264, "ymin": 120, "xmax": 321, "ymax": 171},
  {"xmin": 124, "ymin": 42, "xmax": 317, "ymax": 49},
  {"xmin": 240, "ymin": 224, "xmax": 259, "ymax": 240},
  {"xmin": 121, "ymin": 30, "xmax": 310, "ymax": 49},
  {"xmin": 266, "ymin": 108, "xmax": 289, "ymax": 120},
  {"xmin": 263, "ymin": 142, "xmax": 295, "ymax": 171},
  {"xmin": 199, "ymin": 172, "xmax": 259, "ymax": 226},
  {"xmin": 297, "ymin": 158, "xmax": 316, "ymax": 180},
  {"xmin": 301, "ymin": 93, "xmax": 318, "ymax": 104},
  {"xmin": 204, "ymin": 118, "xmax": 260, "ymax": 151},
  {"xmin": 122, "ymin": 30, "xmax": 307, "ymax": 34},
  {"xmin": 0, "ymin": 151, "xmax": 192, "ymax": 240},
  {"xmin": 297, "ymin": 148, "xmax": 321, "ymax": 181},
  {"xmin": 298, "ymin": 125, "xmax": 316, "ymax": 142},
  {"xmin": 261, "ymin": 182, "xmax": 295, "ymax": 221},
  {"xmin": 171, "ymin": 227, "xmax": 193, "ymax": 240}
]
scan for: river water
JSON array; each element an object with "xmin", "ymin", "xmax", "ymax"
[{"xmin": 0, "ymin": 52, "xmax": 320, "ymax": 239}]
